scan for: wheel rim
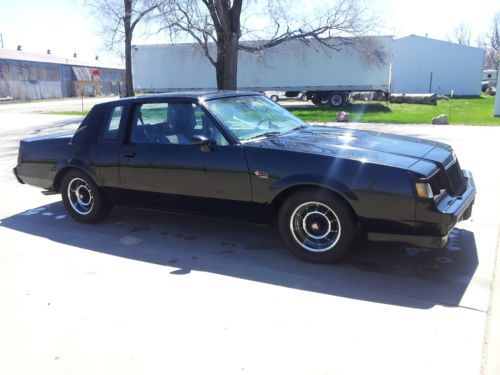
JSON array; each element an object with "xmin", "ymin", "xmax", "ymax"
[
  {"xmin": 289, "ymin": 201, "xmax": 341, "ymax": 252},
  {"xmin": 67, "ymin": 178, "xmax": 94, "ymax": 215},
  {"xmin": 271, "ymin": 96, "xmax": 278, "ymax": 102},
  {"xmin": 301, "ymin": 94, "xmax": 308, "ymax": 102},
  {"xmin": 330, "ymin": 94, "xmax": 343, "ymax": 106}
]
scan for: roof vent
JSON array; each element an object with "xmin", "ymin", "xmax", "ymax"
[
  {"xmin": 17, "ymin": 45, "xmax": 22, "ymax": 51},
  {"xmin": 47, "ymin": 49, "xmax": 51, "ymax": 55},
  {"xmin": 73, "ymin": 52, "xmax": 77, "ymax": 58}
]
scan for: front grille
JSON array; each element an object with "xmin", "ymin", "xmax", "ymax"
[
  {"xmin": 428, "ymin": 158, "xmax": 466, "ymax": 196},
  {"xmin": 428, "ymin": 169, "xmax": 449, "ymax": 195},
  {"xmin": 446, "ymin": 159, "xmax": 466, "ymax": 196}
]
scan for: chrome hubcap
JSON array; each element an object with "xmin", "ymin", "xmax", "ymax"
[
  {"xmin": 67, "ymin": 178, "xmax": 94, "ymax": 215},
  {"xmin": 290, "ymin": 202, "xmax": 341, "ymax": 252}
]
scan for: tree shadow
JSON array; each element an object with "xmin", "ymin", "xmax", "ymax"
[{"xmin": 0, "ymin": 201, "xmax": 478, "ymax": 310}]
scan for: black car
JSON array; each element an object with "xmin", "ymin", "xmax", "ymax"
[{"xmin": 13, "ymin": 92, "xmax": 476, "ymax": 263}]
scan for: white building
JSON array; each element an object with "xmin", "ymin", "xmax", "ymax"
[{"xmin": 392, "ymin": 35, "xmax": 485, "ymax": 96}]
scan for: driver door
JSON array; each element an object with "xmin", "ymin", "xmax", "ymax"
[{"xmin": 119, "ymin": 100, "xmax": 252, "ymax": 205}]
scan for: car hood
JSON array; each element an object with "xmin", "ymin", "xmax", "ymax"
[{"xmin": 247, "ymin": 126, "xmax": 453, "ymax": 169}]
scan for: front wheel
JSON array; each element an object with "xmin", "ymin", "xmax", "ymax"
[
  {"xmin": 278, "ymin": 190, "xmax": 355, "ymax": 263},
  {"xmin": 61, "ymin": 170, "xmax": 113, "ymax": 223}
]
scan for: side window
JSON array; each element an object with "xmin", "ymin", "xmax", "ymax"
[
  {"xmin": 130, "ymin": 102, "xmax": 229, "ymax": 146},
  {"xmin": 130, "ymin": 103, "xmax": 169, "ymax": 144},
  {"xmin": 193, "ymin": 105, "xmax": 229, "ymax": 146},
  {"xmin": 102, "ymin": 105, "xmax": 124, "ymax": 141}
]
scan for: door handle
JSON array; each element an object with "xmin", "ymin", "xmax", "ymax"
[{"xmin": 124, "ymin": 152, "xmax": 136, "ymax": 158}]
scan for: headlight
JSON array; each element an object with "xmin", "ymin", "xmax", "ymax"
[{"xmin": 415, "ymin": 182, "xmax": 434, "ymax": 198}]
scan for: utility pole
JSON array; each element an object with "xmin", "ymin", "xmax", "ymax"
[{"xmin": 0, "ymin": 33, "xmax": 4, "ymax": 48}]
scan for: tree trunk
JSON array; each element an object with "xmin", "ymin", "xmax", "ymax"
[
  {"xmin": 124, "ymin": 0, "xmax": 134, "ymax": 97},
  {"xmin": 215, "ymin": 34, "xmax": 239, "ymax": 90}
]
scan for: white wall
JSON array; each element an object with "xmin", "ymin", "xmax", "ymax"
[{"xmin": 392, "ymin": 36, "xmax": 485, "ymax": 96}]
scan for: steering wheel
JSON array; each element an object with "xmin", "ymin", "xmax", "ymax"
[{"xmin": 256, "ymin": 117, "xmax": 279, "ymax": 131}]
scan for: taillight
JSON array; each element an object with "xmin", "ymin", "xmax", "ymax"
[{"xmin": 17, "ymin": 142, "xmax": 23, "ymax": 165}]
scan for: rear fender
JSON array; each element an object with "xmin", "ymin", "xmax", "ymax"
[{"xmin": 51, "ymin": 160, "xmax": 98, "ymax": 192}]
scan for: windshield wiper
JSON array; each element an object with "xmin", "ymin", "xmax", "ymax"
[{"xmin": 242, "ymin": 131, "xmax": 282, "ymax": 142}]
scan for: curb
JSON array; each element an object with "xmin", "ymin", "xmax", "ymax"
[{"xmin": 481, "ymin": 228, "xmax": 500, "ymax": 375}]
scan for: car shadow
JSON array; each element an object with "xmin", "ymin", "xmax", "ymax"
[{"xmin": 0, "ymin": 201, "xmax": 478, "ymax": 310}]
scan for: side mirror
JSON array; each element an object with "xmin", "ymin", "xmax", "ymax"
[{"xmin": 191, "ymin": 135, "xmax": 211, "ymax": 152}]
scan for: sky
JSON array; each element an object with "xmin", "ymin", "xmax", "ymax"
[{"xmin": 0, "ymin": 0, "xmax": 498, "ymax": 66}]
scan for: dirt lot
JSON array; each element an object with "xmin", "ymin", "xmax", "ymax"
[{"xmin": 0, "ymin": 100, "xmax": 499, "ymax": 375}]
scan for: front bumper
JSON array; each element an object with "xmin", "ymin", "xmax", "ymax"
[
  {"xmin": 436, "ymin": 169, "xmax": 475, "ymax": 234},
  {"xmin": 368, "ymin": 170, "xmax": 475, "ymax": 248}
]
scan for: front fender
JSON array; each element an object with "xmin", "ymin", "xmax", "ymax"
[{"xmin": 270, "ymin": 173, "xmax": 358, "ymax": 202}]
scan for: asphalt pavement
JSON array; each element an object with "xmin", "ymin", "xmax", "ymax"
[{"xmin": 0, "ymin": 99, "xmax": 499, "ymax": 375}]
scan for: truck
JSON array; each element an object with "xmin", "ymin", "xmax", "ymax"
[{"xmin": 132, "ymin": 36, "xmax": 393, "ymax": 107}]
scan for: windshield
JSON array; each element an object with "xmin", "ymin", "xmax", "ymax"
[{"xmin": 204, "ymin": 95, "xmax": 308, "ymax": 142}]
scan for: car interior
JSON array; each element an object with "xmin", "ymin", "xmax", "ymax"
[{"xmin": 130, "ymin": 102, "xmax": 227, "ymax": 146}]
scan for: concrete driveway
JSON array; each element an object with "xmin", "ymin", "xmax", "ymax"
[{"xmin": 0, "ymin": 103, "xmax": 499, "ymax": 375}]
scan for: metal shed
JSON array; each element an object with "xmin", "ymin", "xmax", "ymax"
[
  {"xmin": 391, "ymin": 35, "xmax": 485, "ymax": 96},
  {"xmin": 0, "ymin": 49, "xmax": 125, "ymax": 100}
]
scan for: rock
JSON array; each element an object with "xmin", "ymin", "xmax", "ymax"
[
  {"xmin": 389, "ymin": 93, "xmax": 438, "ymax": 105},
  {"xmin": 432, "ymin": 114, "xmax": 448, "ymax": 125},
  {"xmin": 336, "ymin": 111, "xmax": 350, "ymax": 122}
]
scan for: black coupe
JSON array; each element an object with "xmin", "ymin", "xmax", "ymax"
[{"xmin": 14, "ymin": 92, "xmax": 476, "ymax": 263}]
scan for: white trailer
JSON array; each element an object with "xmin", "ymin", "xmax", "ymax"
[{"xmin": 132, "ymin": 36, "xmax": 393, "ymax": 107}]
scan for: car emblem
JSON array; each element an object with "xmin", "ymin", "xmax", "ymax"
[{"xmin": 254, "ymin": 170, "xmax": 269, "ymax": 179}]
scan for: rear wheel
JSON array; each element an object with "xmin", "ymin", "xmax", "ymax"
[
  {"xmin": 300, "ymin": 93, "xmax": 308, "ymax": 102},
  {"xmin": 61, "ymin": 170, "xmax": 113, "ymax": 223},
  {"xmin": 270, "ymin": 95, "xmax": 279, "ymax": 102},
  {"xmin": 328, "ymin": 92, "xmax": 346, "ymax": 107},
  {"xmin": 278, "ymin": 189, "xmax": 355, "ymax": 263}
]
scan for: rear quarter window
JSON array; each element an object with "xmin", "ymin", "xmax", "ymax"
[{"xmin": 102, "ymin": 106, "xmax": 124, "ymax": 141}]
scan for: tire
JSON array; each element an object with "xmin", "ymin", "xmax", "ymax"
[
  {"xmin": 328, "ymin": 92, "xmax": 346, "ymax": 107},
  {"xmin": 278, "ymin": 189, "xmax": 355, "ymax": 263},
  {"xmin": 270, "ymin": 95, "xmax": 279, "ymax": 102},
  {"xmin": 61, "ymin": 170, "xmax": 113, "ymax": 223},
  {"xmin": 300, "ymin": 93, "xmax": 308, "ymax": 102},
  {"xmin": 311, "ymin": 96, "xmax": 321, "ymax": 105}
]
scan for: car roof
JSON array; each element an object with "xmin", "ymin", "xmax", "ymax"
[{"xmin": 100, "ymin": 90, "xmax": 263, "ymax": 106}]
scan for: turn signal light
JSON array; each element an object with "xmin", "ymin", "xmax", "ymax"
[{"xmin": 415, "ymin": 182, "xmax": 433, "ymax": 198}]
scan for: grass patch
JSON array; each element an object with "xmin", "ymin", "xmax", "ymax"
[
  {"xmin": 289, "ymin": 95, "xmax": 500, "ymax": 125},
  {"xmin": 46, "ymin": 111, "xmax": 90, "ymax": 116}
]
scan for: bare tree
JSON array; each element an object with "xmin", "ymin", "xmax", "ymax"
[
  {"xmin": 87, "ymin": 0, "xmax": 159, "ymax": 97},
  {"xmin": 450, "ymin": 23, "xmax": 471, "ymax": 46},
  {"xmin": 159, "ymin": 0, "xmax": 381, "ymax": 90},
  {"xmin": 485, "ymin": 12, "xmax": 500, "ymax": 69}
]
